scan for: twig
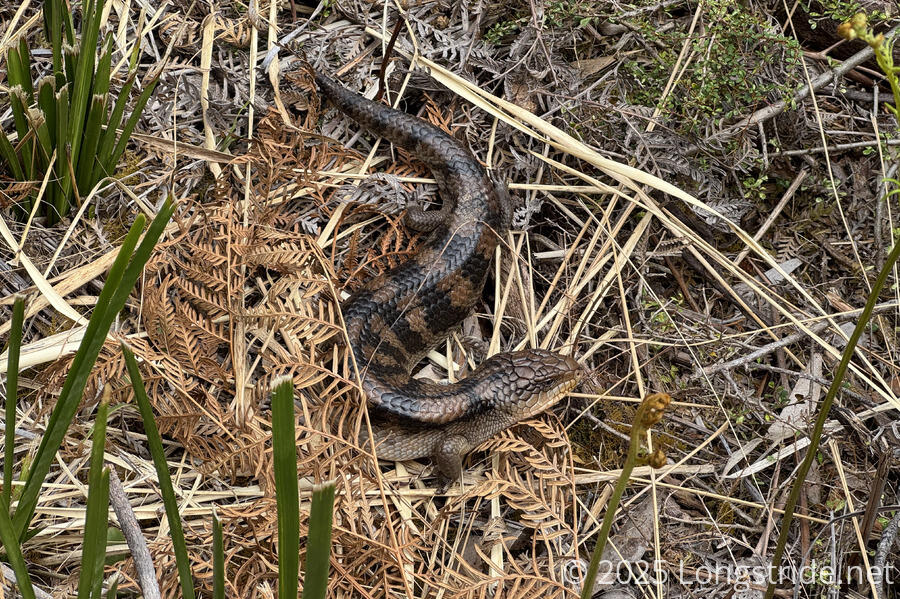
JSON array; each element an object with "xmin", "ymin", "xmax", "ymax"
[
  {"xmin": 772, "ymin": 139, "xmax": 900, "ymax": 157},
  {"xmin": 663, "ymin": 254, "xmax": 702, "ymax": 312},
  {"xmin": 872, "ymin": 510, "xmax": 900, "ymax": 598},
  {"xmin": 616, "ymin": 0, "xmax": 685, "ymax": 19},
  {"xmin": 734, "ymin": 169, "xmax": 808, "ymax": 266},
  {"xmin": 739, "ymin": 361, "xmax": 872, "ymax": 405},
  {"xmin": 377, "ymin": 18, "xmax": 405, "ymax": 104},
  {"xmin": 108, "ymin": 469, "xmax": 162, "ymax": 599},
  {"xmin": 859, "ymin": 446, "xmax": 891, "ymax": 548},
  {"xmin": 0, "ymin": 563, "xmax": 54, "ymax": 599},
  {"xmin": 696, "ymin": 322, "xmax": 830, "ymax": 377},
  {"xmin": 703, "ymin": 23, "xmax": 900, "ymax": 143}
]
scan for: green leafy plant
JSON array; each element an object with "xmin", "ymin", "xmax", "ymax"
[
  {"xmin": 838, "ymin": 13, "xmax": 900, "ymax": 120},
  {"xmin": 271, "ymin": 377, "xmax": 335, "ymax": 599},
  {"xmin": 623, "ymin": 0, "xmax": 802, "ymax": 135},
  {"xmin": 9, "ymin": 198, "xmax": 174, "ymax": 544},
  {"xmin": 0, "ymin": 199, "xmax": 172, "ymax": 596},
  {"xmin": 484, "ymin": 19, "xmax": 523, "ymax": 45},
  {"xmin": 123, "ymin": 342, "xmax": 196, "ymax": 599},
  {"xmin": 75, "ymin": 388, "xmax": 110, "ymax": 599},
  {"xmin": 803, "ymin": 0, "xmax": 872, "ymax": 28},
  {"xmin": 1, "ymin": 0, "xmax": 159, "ymax": 224},
  {"xmin": 2, "ymin": 297, "xmax": 23, "ymax": 507}
]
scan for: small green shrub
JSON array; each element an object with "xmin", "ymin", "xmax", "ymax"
[
  {"xmin": 622, "ymin": 0, "xmax": 802, "ymax": 135},
  {"xmin": 1, "ymin": 0, "xmax": 158, "ymax": 225}
]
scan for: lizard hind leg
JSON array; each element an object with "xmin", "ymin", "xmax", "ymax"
[{"xmin": 434, "ymin": 434, "xmax": 470, "ymax": 480}]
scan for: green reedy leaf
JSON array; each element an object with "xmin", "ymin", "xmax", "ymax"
[
  {"xmin": 12, "ymin": 198, "xmax": 175, "ymax": 540},
  {"xmin": 36, "ymin": 77, "xmax": 57, "ymax": 146},
  {"xmin": 93, "ymin": 72, "xmax": 136, "ymax": 182},
  {"xmin": 94, "ymin": 36, "xmax": 114, "ymax": 99},
  {"xmin": 128, "ymin": 18, "xmax": 144, "ymax": 72},
  {"xmin": 0, "ymin": 129, "xmax": 25, "ymax": 180},
  {"xmin": 0, "ymin": 494, "xmax": 35, "ymax": 599},
  {"xmin": 3, "ymin": 297, "xmax": 24, "ymax": 507},
  {"xmin": 47, "ymin": 5, "xmax": 63, "ymax": 82},
  {"xmin": 106, "ymin": 75, "xmax": 159, "ymax": 174},
  {"xmin": 76, "ymin": 392, "xmax": 110, "ymax": 599},
  {"xmin": 63, "ymin": 41, "xmax": 78, "ymax": 88},
  {"xmin": 55, "ymin": 84, "xmax": 71, "ymax": 220},
  {"xmin": 302, "ymin": 482, "xmax": 335, "ymax": 599},
  {"xmin": 8, "ymin": 87, "xmax": 35, "ymax": 182},
  {"xmin": 7, "ymin": 46, "xmax": 32, "ymax": 104},
  {"xmin": 42, "ymin": 0, "xmax": 55, "ymax": 44},
  {"xmin": 9, "ymin": 86, "xmax": 31, "ymax": 144},
  {"xmin": 25, "ymin": 104, "xmax": 50, "ymax": 155},
  {"xmin": 17, "ymin": 37, "xmax": 34, "ymax": 100},
  {"xmin": 271, "ymin": 376, "xmax": 300, "ymax": 599},
  {"xmin": 76, "ymin": 94, "xmax": 106, "ymax": 196},
  {"xmin": 61, "ymin": 0, "xmax": 75, "ymax": 44},
  {"xmin": 213, "ymin": 511, "xmax": 225, "ymax": 599},
  {"xmin": 67, "ymin": 0, "xmax": 103, "ymax": 171},
  {"xmin": 122, "ymin": 342, "xmax": 196, "ymax": 599},
  {"xmin": 43, "ymin": 0, "xmax": 73, "ymax": 69}
]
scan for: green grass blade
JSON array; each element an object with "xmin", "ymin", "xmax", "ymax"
[
  {"xmin": 127, "ymin": 18, "xmax": 144, "ymax": 72},
  {"xmin": 301, "ymin": 482, "xmax": 335, "ymax": 599},
  {"xmin": 271, "ymin": 377, "xmax": 299, "ymax": 599},
  {"xmin": 43, "ymin": 0, "xmax": 72, "ymax": 74},
  {"xmin": 9, "ymin": 86, "xmax": 31, "ymax": 145},
  {"xmin": 28, "ymin": 108, "xmax": 53, "ymax": 168},
  {"xmin": 106, "ymin": 577, "xmax": 118, "ymax": 599},
  {"xmin": 11, "ymin": 213, "xmax": 138, "ymax": 538},
  {"xmin": 105, "ymin": 76, "xmax": 159, "ymax": 174},
  {"xmin": 37, "ymin": 77, "xmax": 57, "ymax": 146},
  {"xmin": 61, "ymin": 0, "xmax": 75, "ymax": 45},
  {"xmin": 42, "ymin": 0, "xmax": 54, "ymax": 44},
  {"xmin": 67, "ymin": 0, "xmax": 103, "ymax": 171},
  {"xmin": 17, "ymin": 37, "xmax": 34, "ymax": 100},
  {"xmin": 121, "ymin": 342, "xmax": 195, "ymax": 599},
  {"xmin": 0, "ymin": 128, "xmax": 25, "ymax": 180},
  {"xmin": 44, "ymin": 0, "xmax": 63, "ymax": 77},
  {"xmin": 3, "ymin": 297, "xmax": 24, "ymax": 506},
  {"xmin": 76, "ymin": 94, "xmax": 106, "ymax": 196},
  {"xmin": 76, "ymin": 391, "xmax": 110, "ymax": 599},
  {"xmin": 7, "ymin": 46, "xmax": 32, "ymax": 103},
  {"xmin": 212, "ymin": 510, "xmax": 225, "ymax": 599},
  {"xmin": 12, "ymin": 198, "xmax": 175, "ymax": 540},
  {"xmin": 93, "ymin": 35, "xmax": 113, "ymax": 99},
  {"xmin": 54, "ymin": 84, "xmax": 71, "ymax": 220},
  {"xmin": 8, "ymin": 83, "xmax": 36, "ymax": 186},
  {"xmin": 63, "ymin": 41, "xmax": 77, "ymax": 87},
  {"xmin": 92, "ymin": 72, "xmax": 136, "ymax": 182},
  {"xmin": 0, "ymin": 494, "xmax": 35, "ymax": 599}
]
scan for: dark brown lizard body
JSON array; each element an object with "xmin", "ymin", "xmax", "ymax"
[{"xmin": 315, "ymin": 71, "xmax": 581, "ymax": 476}]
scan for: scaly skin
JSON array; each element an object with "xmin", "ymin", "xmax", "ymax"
[
  {"xmin": 360, "ymin": 350, "xmax": 582, "ymax": 478},
  {"xmin": 316, "ymin": 71, "xmax": 581, "ymax": 476}
]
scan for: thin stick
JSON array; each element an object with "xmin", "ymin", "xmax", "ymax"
[
  {"xmin": 108, "ymin": 469, "xmax": 161, "ymax": 599},
  {"xmin": 696, "ymin": 322, "xmax": 829, "ymax": 377},
  {"xmin": 710, "ymin": 23, "xmax": 900, "ymax": 140},
  {"xmin": 0, "ymin": 563, "xmax": 53, "ymax": 599},
  {"xmin": 733, "ymin": 169, "xmax": 808, "ymax": 265}
]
